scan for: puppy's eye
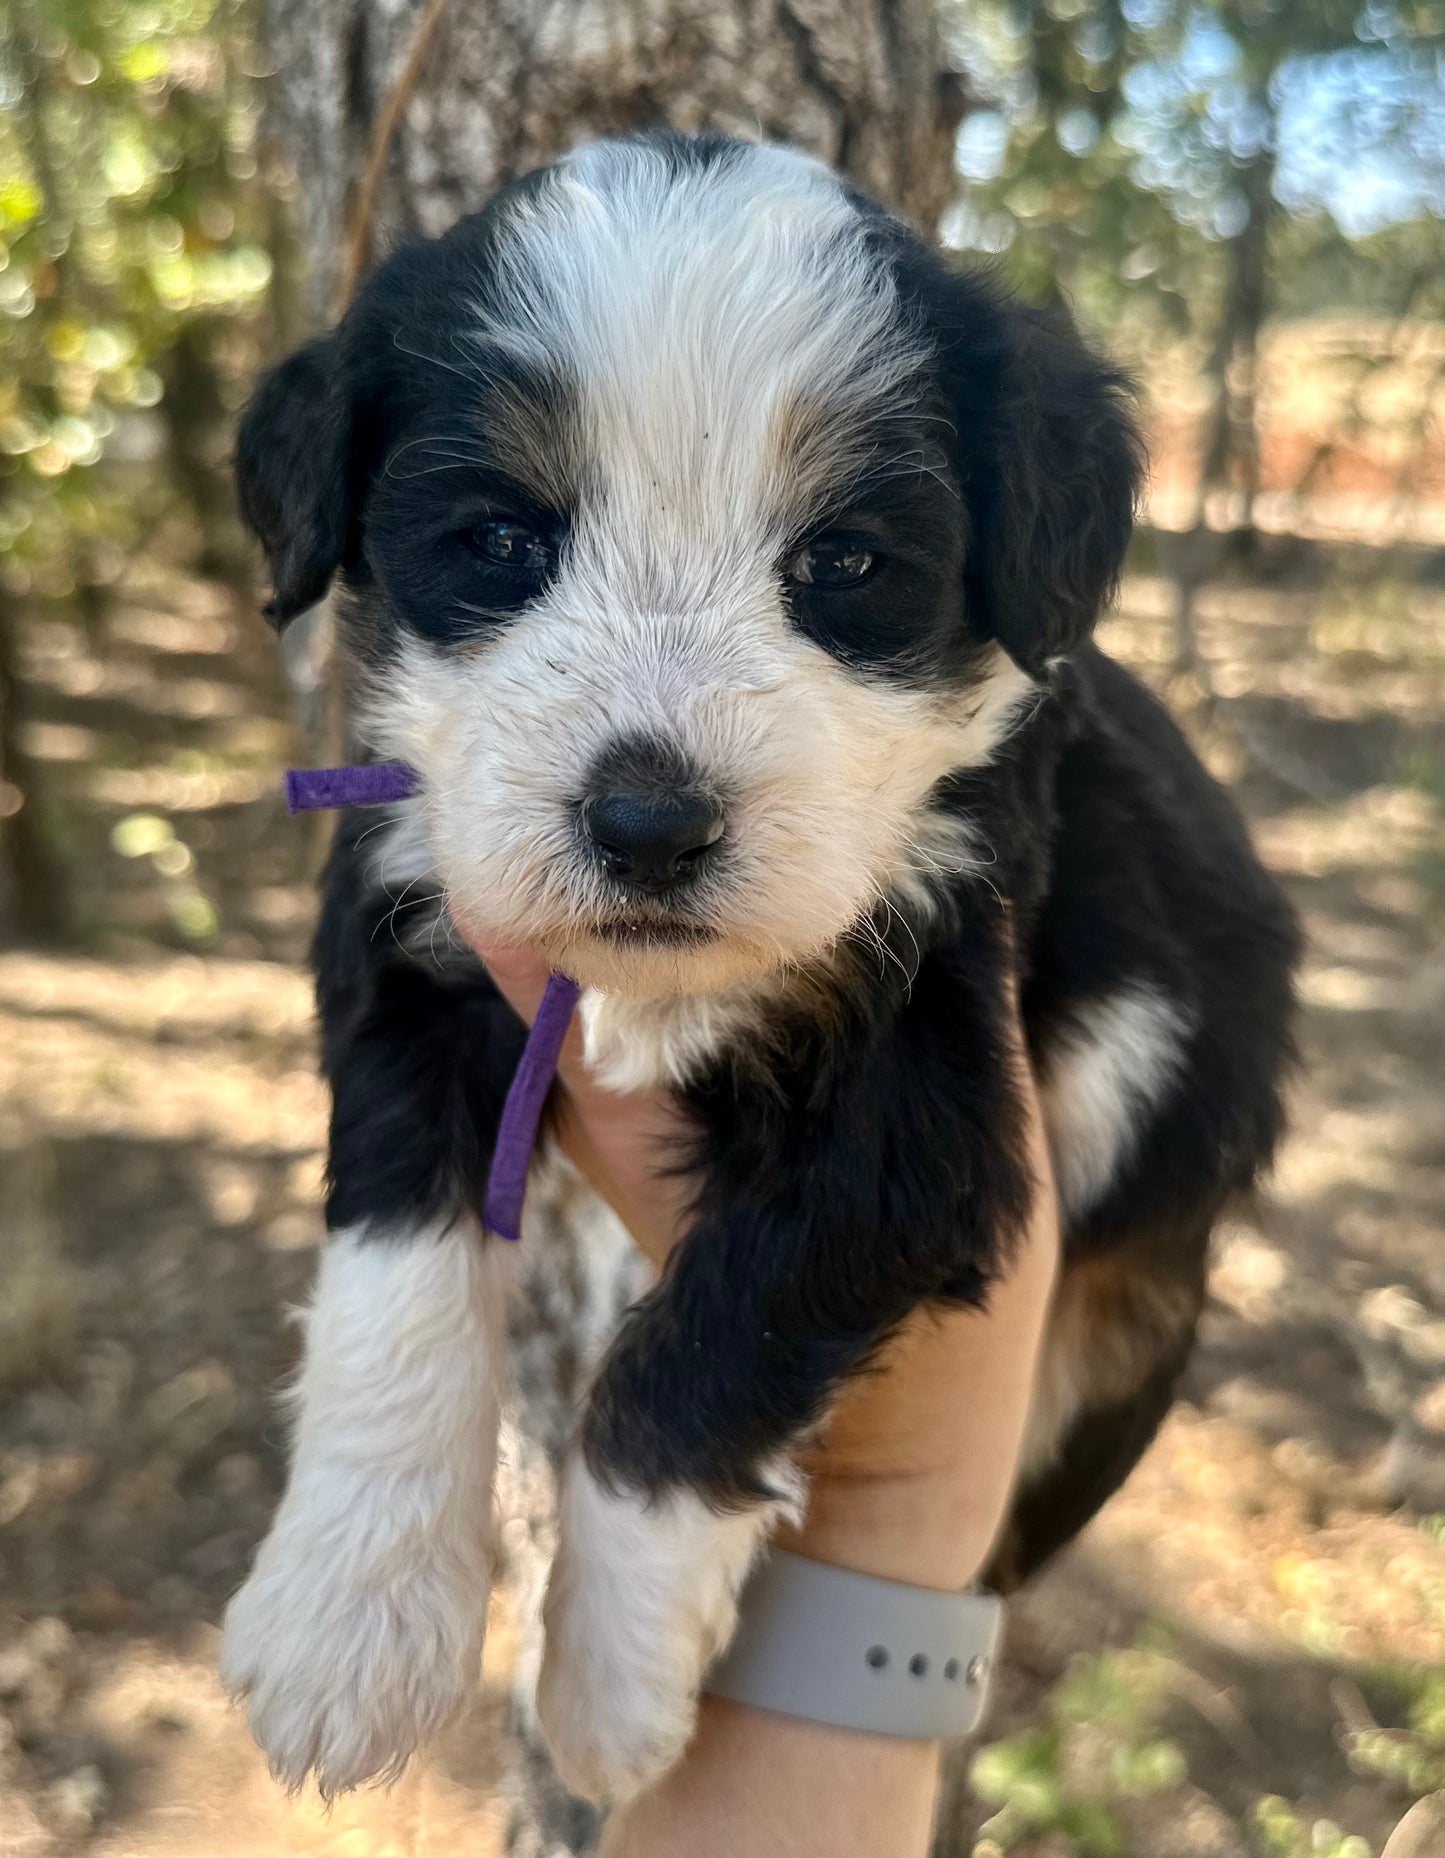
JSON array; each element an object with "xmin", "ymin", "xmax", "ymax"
[
  {"xmin": 469, "ymin": 519, "xmax": 548, "ymax": 572},
  {"xmin": 787, "ymin": 533, "xmax": 877, "ymax": 589}
]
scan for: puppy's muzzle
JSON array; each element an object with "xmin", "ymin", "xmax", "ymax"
[{"xmin": 581, "ymin": 737, "xmax": 726, "ymax": 896}]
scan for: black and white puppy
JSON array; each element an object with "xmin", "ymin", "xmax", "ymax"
[{"xmin": 220, "ymin": 132, "xmax": 1299, "ymax": 1805}]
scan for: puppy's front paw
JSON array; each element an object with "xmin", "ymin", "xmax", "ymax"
[
  {"xmin": 220, "ymin": 1486, "xmax": 488, "ymax": 1797},
  {"xmin": 537, "ymin": 1457, "xmax": 788, "ymax": 1803}
]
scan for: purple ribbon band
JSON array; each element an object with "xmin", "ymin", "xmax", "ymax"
[
  {"xmin": 285, "ymin": 761, "xmax": 421, "ymax": 812},
  {"xmin": 284, "ymin": 761, "xmax": 579, "ymax": 1241},
  {"xmin": 482, "ymin": 970, "xmax": 582, "ymax": 1241}
]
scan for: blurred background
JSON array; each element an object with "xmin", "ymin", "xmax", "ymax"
[{"xmin": 1, "ymin": 1, "xmax": 1443, "ymax": 1854}]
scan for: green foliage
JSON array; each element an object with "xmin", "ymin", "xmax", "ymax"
[
  {"xmin": 967, "ymin": 1631, "xmax": 1441, "ymax": 1856},
  {"xmin": 1253, "ymin": 1798, "xmax": 1373, "ymax": 1858},
  {"xmin": 1271, "ymin": 212, "xmax": 1445, "ymax": 321},
  {"xmin": 945, "ymin": 0, "xmax": 1202, "ymax": 331},
  {"xmin": 0, "ymin": 0, "xmax": 272, "ymax": 585},
  {"xmin": 1346, "ymin": 1670, "xmax": 1445, "ymax": 1798},
  {"xmin": 942, "ymin": 0, "xmax": 1445, "ymax": 359},
  {"xmin": 110, "ymin": 808, "xmax": 218, "ymax": 941},
  {"xmin": 968, "ymin": 1641, "xmax": 1189, "ymax": 1855}
]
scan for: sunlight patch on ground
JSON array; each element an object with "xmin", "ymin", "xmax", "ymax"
[
  {"xmin": 83, "ymin": 766, "xmax": 278, "ymax": 810},
  {"xmin": 0, "ymin": 999, "xmax": 324, "ymax": 1154},
  {"xmin": 1255, "ymin": 789, "xmax": 1445, "ymax": 878},
  {"xmin": 0, "ymin": 954, "xmax": 314, "ymax": 1038}
]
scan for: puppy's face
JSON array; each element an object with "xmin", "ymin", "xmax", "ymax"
[{"xmin": 240, "ymin": 135, "xmax": 1140, "ymax": 997}]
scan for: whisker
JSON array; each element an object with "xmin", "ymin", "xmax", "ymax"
[{"xmin": 391, "ymin": 331, "xmax": 481, "ymax": 384}]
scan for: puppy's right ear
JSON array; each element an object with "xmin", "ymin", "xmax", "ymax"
[{"xmin": 235, "ymin": 336, "xmax": 352, "ymax": 629}]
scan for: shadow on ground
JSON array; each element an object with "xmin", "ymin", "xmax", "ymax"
[{"xmin": 2, "ymin": 560, "xmax": 1443, "ymax": 1855}]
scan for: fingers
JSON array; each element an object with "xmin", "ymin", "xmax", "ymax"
[
  {"xmin": 460, "ymin": 929, "xmax": 554, "ymax": 1023},
  {"xmin": 450, "ymin": 911, "xmax": 608, "ymax": 1093},
  {"xmin": 448, "ymin": 907, "xmax": 691, "ymax": 1265}
]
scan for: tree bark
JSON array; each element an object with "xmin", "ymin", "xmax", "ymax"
[
  {"xmin": 1169, "ymin": 93, "xmax": 1277, "ymax": 669},
  {"xmin": 1195, "ymin": 122, "xmax": 1276, "ymax": 546},
  {"xmin": 254, "ymin": 5, "xmax": 966, "ymax": 1850},
  {"xmin": 0, "ymin": 597, "xmax": 70, "ymax": 945},
  {"xmin": 264, "ymin": 0, "xmax": 966, "ymax": 316}
]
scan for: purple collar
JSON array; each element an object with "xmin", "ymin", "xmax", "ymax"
[
  {"xmin": 287, "ymin": 762, "xmax": 578, "ymax": 1241},
  {"xmin": 285, "ymin": 761, "xmax": 420, "ymax": 811}
]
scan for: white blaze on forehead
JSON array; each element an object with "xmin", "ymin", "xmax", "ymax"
[{"xmin": 481, "ymin": 138, "xmax": 924, "ymax": 588}]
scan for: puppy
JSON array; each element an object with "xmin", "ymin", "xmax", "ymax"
[{"xmin": 219, "ymin": 131, "xmax": 1299, "ymax": 1805}]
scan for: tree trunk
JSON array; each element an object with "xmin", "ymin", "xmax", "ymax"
[
  {"xmin": 265, "ymin": 0, "xmax": 965, "ymax": 316},
  {"xmin": 254, "ymin": 5, "xmax": 966, "ymax": 1850},
  {"xmin": 1195, "ymin": 123, "xmax": 1276, "ymax": 546},
  {"xmin": 0, "ymin": 596, "xmax": 69, "ymax": 945},
  {"xmin": 158, "ymin": 316, "xmax": 255, "ymax": 590},
  {"xmin": 1170, "ymin": 92, "xmax": 1277, "ymax": 669}
]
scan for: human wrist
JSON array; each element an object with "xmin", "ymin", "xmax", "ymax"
[
  {"xmin": 778, "ymin": 1463, "xmax": 997, "ymax": 1591},
  {"xmin": 599, "ymin": 1697, "xmax": 941, "ymax": 1858}
]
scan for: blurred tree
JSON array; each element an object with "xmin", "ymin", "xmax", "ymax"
[
  {"xmin": 944, "ymin": 0, "xmax": 1445, "ymax": 661},
  {"xmin": 0, "ymin": 0, "xmax": 277, "ymax": 940},
  {"xmin": 1271, "ymin": 210, "xmax": 1445, "ymax": 321},
  {"xmin": 0, "ymin": 0, "xmax": 277, "ymax": 579}
]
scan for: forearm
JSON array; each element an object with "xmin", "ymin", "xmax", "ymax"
[
  {"xmin": 600, "ymin": 1698, "xmax": 940, "ymax": 1858},
  {"xmin": 602, "ymin": 1208, "xmax": 1058, "ymax": 1858},
  {"xmin": 471, "ymin": 930, "xmax": 1060, "ymax": 1856},
  {"xmin": 786, "ymin": 1203, "xmax": 1059, "ymax": 1590}
]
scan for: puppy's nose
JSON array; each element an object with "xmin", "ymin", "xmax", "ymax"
[{"xmin": 583, "ymin": 787, "xmax": 726, "ymax": 891}]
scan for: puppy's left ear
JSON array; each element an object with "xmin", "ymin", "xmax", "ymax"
[
  {"xmin": 962, "ymin": 302, "xmax": 1144, "ymax": 671},
  {"xmin": 235, "ymin": 335, "xmax": 354, "ymax": 630}
]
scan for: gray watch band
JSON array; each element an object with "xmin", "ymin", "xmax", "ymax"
[{"xmin": 703, "ymin": 1549, "xmax": 1003, "ymax": 1740}]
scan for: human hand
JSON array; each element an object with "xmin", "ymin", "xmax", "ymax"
[
  {"xmin": 458, "ymin": 919, "xmax": 1060, "ymax": 1858},
  {"xmin": 461, "ymin": 929, "xmax": 696, "ymax": 1268},
  {"xmin": 464, "ymin": 922, "xmax": 1059, "ymax": 1594}
]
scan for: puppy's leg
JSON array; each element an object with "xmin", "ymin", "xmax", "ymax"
[
  {"xmin": 538, "ymin": 936, "xmax": 1035, "ymax": 1802},
  {"xmin": 536, "ymin": 1230, "xmax": 853, "ymax": 1806},
  {"xmin": 221, "ymin": 1218, "xmax": 507, "ymax": 1796},
  {"xmin": 538, "ymin": 1237, "xmax": 830, "ymax": 1809},
  {"xmin": 540, "ymin": 1444, "xmax": 802, "ymax": 1804}
]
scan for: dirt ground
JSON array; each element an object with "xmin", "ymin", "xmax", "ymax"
[{"xmin": 1, "ymin": 550, "xmax": 1443, "ymax": 1856}]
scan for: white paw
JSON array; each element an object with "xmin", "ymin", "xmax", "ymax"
[
  {"xmin": 537, "ymin": 1455, "xmax": 795, "ymax": 1803},
  {"xmin": 220, "ymin": 1221, "xmax": 507, "ymax": 1796},
  {"xmin": 220, "ymin": 1487, "xmax": 489, "ymax": 1797}
]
